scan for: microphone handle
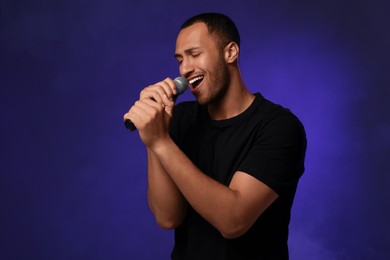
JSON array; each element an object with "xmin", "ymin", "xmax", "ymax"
[{"xmin": 124, "ymin": 119, "xmax": 137, "ymax": 131}]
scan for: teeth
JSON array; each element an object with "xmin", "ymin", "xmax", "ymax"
[{"xmin": 189, "ymin": 76, "xmax": 203, "ymax": 84}]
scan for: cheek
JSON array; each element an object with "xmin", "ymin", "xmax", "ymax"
[
  {"xmin": 200, "ymin": 54, "xmax": 221, "ymax": 73},
  {"xmin": 197, "ymin": 56, "xmax": 209, "ymax": 70}
]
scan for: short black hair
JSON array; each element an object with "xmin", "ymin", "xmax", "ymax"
[{"xmin": 180, "ymin": 13, "xmax": 240, "ymax": 48}]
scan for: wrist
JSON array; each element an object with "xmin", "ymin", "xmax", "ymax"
[{"xmin": 148, "ymin": 136, "xmax": 173, "ymax": 155}]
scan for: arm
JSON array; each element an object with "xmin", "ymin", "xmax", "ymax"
[
  {"xmin": 124, "ymin": 78, "xmax": 187, "ymax": 229},
  {"xmin": 147, "ymin": 148, "xmax": 187, "ymax": 229},
  {"xmin": 150, "ymin": 137, "xmax": 278, "ymax": 239}
]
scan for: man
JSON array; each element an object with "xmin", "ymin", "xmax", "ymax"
[{"xmin": 124, "ymin": 13, "xmax": 306, "ymax": 260}]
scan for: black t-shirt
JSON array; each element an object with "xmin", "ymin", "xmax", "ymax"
[{"xmin": 170, "ymin": 93, "xmax": 307, "ymax": 260}]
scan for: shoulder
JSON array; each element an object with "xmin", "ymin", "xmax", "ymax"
[
  {"xmin": 251, "ymin": 94, "xmax": 304, "ymax": 133},
  {"xmin": 238, "ymin": 95, "xmax": 307, "ymax": 194},
  {"xmin": 251, "ymin": 94, "xmax": 306, "ymax": 151}
]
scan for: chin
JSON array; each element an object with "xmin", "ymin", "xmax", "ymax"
[
  {"xmin": 195, "ymin": 98, "xmax": 208, "ymax": 106},
  {"xmin": 195, "ymin": 97, "xmax": 206, "ymax": 106}
]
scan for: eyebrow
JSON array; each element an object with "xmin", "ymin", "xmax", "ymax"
[{"xmin": 174, "ymin": 47, "xmax": 202, "ymax": 59}]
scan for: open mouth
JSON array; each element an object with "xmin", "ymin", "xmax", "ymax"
[{"xmin": 189, "ymin": 76, "xmax": 204, "ymax": 89}]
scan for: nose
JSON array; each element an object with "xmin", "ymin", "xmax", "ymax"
[{"xmin": 180, "ymin": 58, "xmax": 195, "ymax": 78}]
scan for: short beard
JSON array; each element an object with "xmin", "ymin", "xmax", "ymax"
[{"xmin": 197, "ymin": 58, "xmax": 230, "ymax": 106}]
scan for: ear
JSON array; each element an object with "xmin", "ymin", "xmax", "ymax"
[{"xmin": 224, "ymin": 42, "xmax": 239, "ymax": 64}]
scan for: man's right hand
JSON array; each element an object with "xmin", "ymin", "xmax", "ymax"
[{"xmin": 123, "ymin": 78, "xmax": 178, "ymax": 148}]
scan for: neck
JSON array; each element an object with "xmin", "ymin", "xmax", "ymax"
[{"xmin": 208, "ymin": 70, "xmax": 255, "ymax": 120}]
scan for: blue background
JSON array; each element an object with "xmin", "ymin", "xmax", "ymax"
[{"xmin": 1, "ymin": 0, "xmax": 389, "ymax": 259}]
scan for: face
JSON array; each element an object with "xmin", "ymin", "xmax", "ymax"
[{"xmin": 175, "ymin": 22, "xmax": 230, "ymax": 105}]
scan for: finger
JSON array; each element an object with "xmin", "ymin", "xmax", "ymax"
[
  {"xmin": 139, "ymin": 97, "xmax": 164, "ymax": 109},
  {"xmin": 123, "ymin": 112, "xmax": 130, "ymax": 122},
  {"xmin": 134, "ymin": 98, "xmax": 166, "ymax": 127},
  {"xmin": 162, "ymin": 93, "xmax": 174, "ymax": 110},
  {"xmin": 125, "ymin": 101, "xmax": 149, "ymax": 129},
  {"xmin": 132, "ymin": 99, "xmax": 163, "ymax": 120},
  {"xmin": 123, "ymin": 104, "xmax": 143, "ymax": 128},
  {"xmin": 124, "ymin": 102, "xmax": 140, "ymax": 122},
  {"xmin": 161, "ymin": 78, "xmax": 176, "ymax": 97},
  {"xmin": 150, "ymin": 81, "xmax": 174, "ymax": 101},
  {"xmin": 140, "ymin": 87, "xmax": 164, "ymax": 104}
]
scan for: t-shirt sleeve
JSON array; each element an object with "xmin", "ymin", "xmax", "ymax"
[{"xmin": 237, "ymin": 113, "xmax": 307, "ymax": 195}]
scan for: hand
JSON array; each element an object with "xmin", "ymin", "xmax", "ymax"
[{"xmin": 123, "ymin": 78, "xmax": 177, "ymax": 147}]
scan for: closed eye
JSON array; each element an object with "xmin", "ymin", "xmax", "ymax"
[{"xmin": 191, "ymin": 52, "xmax": 201, "ymax": 58}]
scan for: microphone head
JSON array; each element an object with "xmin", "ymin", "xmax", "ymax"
[{"xmin": 174, "ymin": 77, "xmax": 189, "ymax": 95}]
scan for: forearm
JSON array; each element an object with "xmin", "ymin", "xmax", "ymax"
[
  {"xmin": 147, "ymin": 148, "xmax": 187, "ymax": 229},
  {"xmin": 150, "ymin": 138, "xmax": 243, "ymax": 236}
]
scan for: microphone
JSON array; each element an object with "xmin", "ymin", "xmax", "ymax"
[{"xmin": 125, "ymin": 77, "xmax": 189, "ymax": 131}]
